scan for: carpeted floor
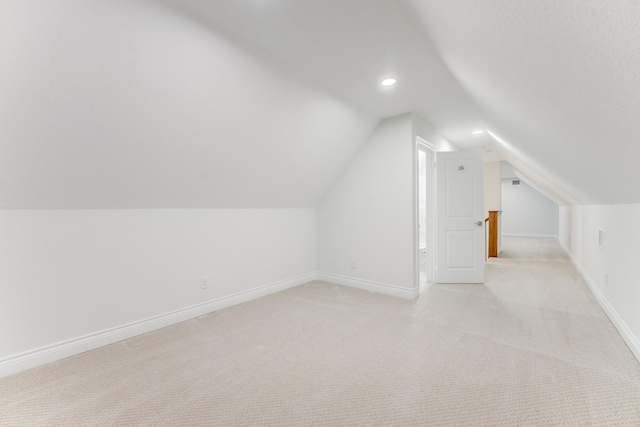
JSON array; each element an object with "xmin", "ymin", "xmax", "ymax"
[{"xmin": 1, "ymin": 237, "xmax": 639, "ymax": 426}]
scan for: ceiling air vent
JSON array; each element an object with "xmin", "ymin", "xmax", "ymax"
[{"xmin": 512, "ymin": 179, "xmax": 520, "ymax": 185}]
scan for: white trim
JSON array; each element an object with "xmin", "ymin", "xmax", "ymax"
[
  {"xmin": 318, "ymin": 272, "xmax": 418, "ymax": 300},
  {"xmin": 416, "ymin": 136, "xmax": 436, "ymax": 150},
  {"xmin": 0, "ymin": 272, "xmax": 319, "ymax": 378},
  {"xmin": 419, "ymin": 280, "xmax": 434, "ymax": 295},
  {"xmin": 502, "ymin": 233, "xmax": 558, "ymax": 239},
  {"xmin": 415, "ymin": 138, "xmax": 437, "ymax": 294},
  {"xmin": 561, "ymin": 247, "xmax": 640, "ymax": 364}
]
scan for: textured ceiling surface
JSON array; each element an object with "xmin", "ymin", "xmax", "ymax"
[
  {"xmin": 407, "ymin": 0, "xmax": 640, "ymax": 204},
  {"xmin": 1, "ymin": 0, "xmax": 639, "ymax": 207}
]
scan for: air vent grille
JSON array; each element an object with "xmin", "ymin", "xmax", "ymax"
[{"xmin": 512, "ymin": 179, "xmax": 520, "ymax": 185}]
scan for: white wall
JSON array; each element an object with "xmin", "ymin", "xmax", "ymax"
[
  {"xmin": 558, "ymin": 205, "xmax": 572, "ymax": 251},
  {"xmin": 412, "ymin": 114, "xmax": 458, "ymax": 152},
  {"xmin": 484, "ymin": 162, "xmax": 502, "ymax": 253},
  {"xmin": 484, "ymin": 162, "xmax": 501, "ymax": 215},
  {"xmin": 317, "ymin": 113, "xmax": 456, "ymax": 299},
  {"xmin": 0, "ymin": 209, "xmax": 316, "ymax": 375},
  {"xmin": 317, "ymin": 114, "xmax": 415, "ymax": 298},
  {"xmin": 558, "ymin": 204, "xmax": 640, "ymax": 362},
  {"xmin": 501, "ymin": 178, "xmax": 559, "ymax": 238}
]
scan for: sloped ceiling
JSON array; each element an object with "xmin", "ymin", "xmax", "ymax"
[
  {"xmin": 2, "ymin": 0, "xmax": 638, "ymax": 208},
  {"xmin": 166, "ymin": 0, "xmax": 488, "ymax": 145},
  {"xmin": 0, "ymin": 0, "xmax": 376, "ymax": 208},
  {"xmin": 406, "ymin": 0, "xmax": 640, "ymax": 204}
]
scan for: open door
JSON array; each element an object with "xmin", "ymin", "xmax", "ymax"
[
  {"xmin": 417, "ymin": 142, "xmax": 436, "ymax": 294},
  {"xmin": 436, "ymin": 150, "xmax": 485, "ymax": 283}
]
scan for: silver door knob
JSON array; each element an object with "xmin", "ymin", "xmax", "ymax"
[{"xmin": 475, "ymin": 221, "xmax": 483, "ymax": 226}]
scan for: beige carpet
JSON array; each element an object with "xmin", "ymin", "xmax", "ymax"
[{"xmin": 1, "ymin": 237, "xmax": 639, "ymax": 426}]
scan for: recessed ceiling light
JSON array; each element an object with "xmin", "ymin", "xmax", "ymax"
[
  {"xmin": 381, "ymin": 78, "xmax": 396, "ymax": 87},
  {"xmin": 473, "ymin": 130, "xmax": 484, "ymax": 135}
]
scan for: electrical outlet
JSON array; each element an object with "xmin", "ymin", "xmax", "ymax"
[
  {"xmin": 604, "ymin": 274, "xmax": 608, "ymax": 287},
  {"xmin": 201, "ymin": 277, "xmax": 209, "ymax": 289},
  {"xmin": 350, "ymin": 258, "xmax": 356, "ymax": 269}
]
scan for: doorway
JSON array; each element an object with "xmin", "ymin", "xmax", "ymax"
[{"xmin": 416, "ymin": 139, "xmax": 436, "ymax": 293}]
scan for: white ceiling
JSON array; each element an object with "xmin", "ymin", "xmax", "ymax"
[
  {"xmin": 166, "ymin": 0, "xmax": 492, "ymax": 148},
  {"xmin": 0, "ymin": 0, "xmax": 376, "ymax": 208},
  {"xmin": 1, "ymin": 0, "xmax": 639, "ymax": 207},
  {"xmin": 406, "ymin": 0, "xmax": 640, "ymax": 204}
]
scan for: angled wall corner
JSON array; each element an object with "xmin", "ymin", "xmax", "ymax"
[{"xmin": 317, "ymin": 113, "xmax": 415, "ymax": 295}]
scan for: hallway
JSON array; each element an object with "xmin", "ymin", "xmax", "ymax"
[{"xmin": 424, "ymin": 236, "xmax": 640, "ymax": 423}]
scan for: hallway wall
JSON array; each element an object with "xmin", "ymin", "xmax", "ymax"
[
  {"xmin": 501, "ymin": 178, "xmax": 559, "ymax": 238},
  {"xmin": 559, "ymin": 204, "xmax": 640, "ymax": 362}
]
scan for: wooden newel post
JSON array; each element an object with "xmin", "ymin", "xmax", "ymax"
[{"xmin": 487, "ymin": 211, "xmax": 499, "ymax": 258}]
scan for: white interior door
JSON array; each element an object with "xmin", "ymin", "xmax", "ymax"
[{"xmin": 436, "ymin": 150, "xmax": 485, "ymax": 283}]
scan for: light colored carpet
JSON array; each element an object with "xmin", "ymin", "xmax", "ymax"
[{"xmin": 1, "ymin": 237, "xmax": 639, "ymax": 426}]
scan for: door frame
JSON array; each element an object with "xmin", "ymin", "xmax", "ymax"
[{"xmin": 415, "ymin": 137, "xmax": 437, "ymax": 294}]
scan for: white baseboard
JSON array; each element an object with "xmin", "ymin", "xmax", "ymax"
[
  {"xmin": 318, "ymin": 272, "xmax": 418, "ymax": 300},
  {"xmin": 561, "ymin": 247, "xmax": 640, "ymax": 364},
  {"xmin": 502, "ymin": 233, "xmax": 558, "ymax": 239},
  {"xmin": 0, "ymin": 272, "xmax": 318, "ymax": 378},
  {"xmin": 419, "ymin": 281, "xmax": 434, "ymax": 295}
]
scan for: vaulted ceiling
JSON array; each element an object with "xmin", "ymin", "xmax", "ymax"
[
  {"xmin": 407, "ymin": 0, "xmax": 640, "ymax": 205},
  {"xmin": 1, "ymin": 0, "xmax": 639, "ymax": 208}
]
